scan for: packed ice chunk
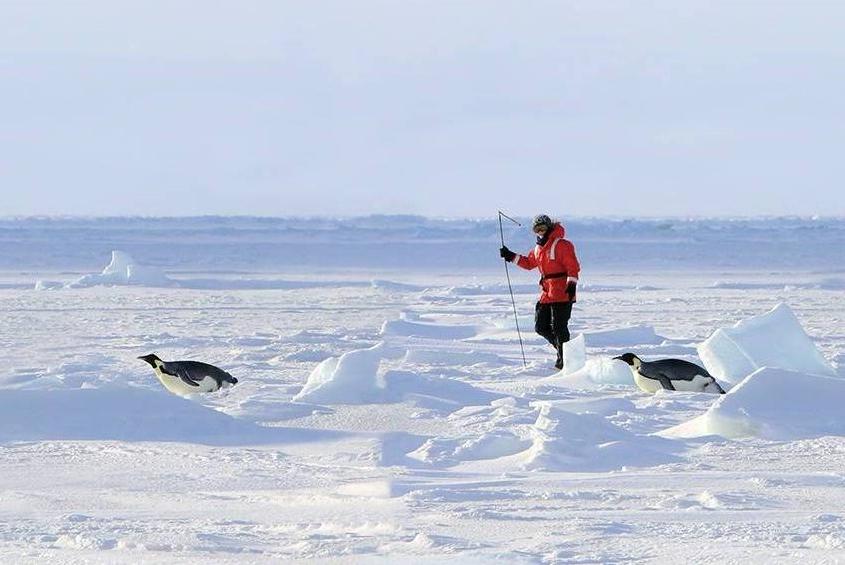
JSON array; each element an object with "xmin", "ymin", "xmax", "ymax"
[
  {"xmin": 68, "ymin": 250, "xmax": 175, "ymax": 288},
  {"xmin": 549, "ymin": 357, "xmax": 637, "ymax": 388},
  {"xmin": 294, "ymin": 343, "xmax": 386, "ymax": 404},
  {"xmin": 561, "ymin": 334, "xmax": 586, "ymax": 374},
  {"xmin": 697, "ymin": 303, "xmax": 835, "ymax": 384},
  {"xmin": 661, "ymin": 367, "xmax": 845, "ymax": 440}
]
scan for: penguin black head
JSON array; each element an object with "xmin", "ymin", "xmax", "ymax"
[
  {"xmin": 613, "ymin": 353, "xmax": 642, "ymax": 368},
  {"xmin": 138, "ymin": 353, "xmax": 162, "ymax": 368}
]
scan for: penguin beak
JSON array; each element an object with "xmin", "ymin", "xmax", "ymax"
[{"xmin": 612, "ymin": 356, "xmax": 623, "ymax": 361}]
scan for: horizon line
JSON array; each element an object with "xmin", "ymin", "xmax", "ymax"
[{"xmin": 1, "ymin": 213, "xmax": 843, "ymax": 222}]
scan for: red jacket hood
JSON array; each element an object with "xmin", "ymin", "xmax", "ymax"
[{"xmin": 547, "ymin": 223, "xmax": 565, "ymax": 240}]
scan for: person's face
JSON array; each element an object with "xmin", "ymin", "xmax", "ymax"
[{"xmin": 533, "ymin": 225, "xmax": 548, "ymax": 236}]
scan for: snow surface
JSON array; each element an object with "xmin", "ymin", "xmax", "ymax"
[{"xmin": 1, "ymin": 216, "xmax": 844, "ymax": 563}]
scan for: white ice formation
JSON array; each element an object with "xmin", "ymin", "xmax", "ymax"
[
  {"xmin": 68, "ymin": 250, "xmax": 175, "ymax": 288},
  {"xmin": 662, "ymin": 367, "xmax": 845, "ymax": 440},
  {"xmin": 293, "ymin": 343, "xmax": 499, "ymax": 407},
  {"xmin": 697, "ymin": 303, "xmax": 835, "ymax": 385}
]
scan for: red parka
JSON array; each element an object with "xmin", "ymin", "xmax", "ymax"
[{"xmin": 514, "ymin": 223, "xmax": 580, "ymax": 304}]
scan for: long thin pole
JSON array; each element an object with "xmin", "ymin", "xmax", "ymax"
[{"xmin": 498, "ymin": 210, "xmax": 527, "ymax": 367}]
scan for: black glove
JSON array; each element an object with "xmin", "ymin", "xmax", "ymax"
[
  {"xmin": 566, "ymin": 281, "xmax": 577, "ymax": 302},
  {"xmin": 499, "ymin": 246, "xmax": 516, "ymax": 262}
]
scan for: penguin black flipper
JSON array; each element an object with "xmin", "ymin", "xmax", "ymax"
[
  {"xmin": 179, "ymin": 374, "xmax": 201, "ymax": 387},
  {"xmin": 656, "ymin": 374, "xmax": 676, "ymax": 391},
  {"xmin": 171, "ymin": 366, "xmax": 201, "ymax": 387}
]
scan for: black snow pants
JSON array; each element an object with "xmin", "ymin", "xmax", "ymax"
[{"xmin": 535, "ymin": 301, "xmax": 573, "ymax": 368}]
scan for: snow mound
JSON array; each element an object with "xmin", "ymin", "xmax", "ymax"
[
  {"xmin": 68, "ymin": 250, "xmax": 175, "ymax": 288},
  {"xmin": 294, "ymin": 343, "xmax": 386, "ymax": 404},
  {"xmin": 584, "ymin": 326, "xmax": 667, "ymax": 347},
  {"xmin": 382, "ymin": 371, "xmax": 501, "ymax": 406},
  {"xmin": 697, "ymin": 303, "xmax": 836, "ymax": 384},
  {"xmin": 0, "ymin": 387, "xmax": 271, "ymax": 444},
  {"xmin": 408, "ymin": 430, "xmax": 530, "ymax": 467},
  {"xmin": 548, "ymin": 357, "xmax": 636, "ymax": 388},
  {"xmin": 518, "ymin": 403, "xmax": 678, "ymax": 472},
  {"xmin": 293, "ymin": 343, "xmax": 500, "ymax": 406},
  {"xmin": 661, "ymin": 367, "xmax": 845, "ymax": 440},
  {"xmin": 380, "ymin": 318, "xmax": 478, "ymax": 340}
]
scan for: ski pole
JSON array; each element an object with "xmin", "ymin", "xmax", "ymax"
[{"xmin": 498, "ymin": 210, "xmax": 527, "ymax": 367}]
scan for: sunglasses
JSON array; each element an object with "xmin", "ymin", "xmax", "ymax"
[{"xmin": 533, "ymin": 225, "xmax": 548, "ymax": 234}]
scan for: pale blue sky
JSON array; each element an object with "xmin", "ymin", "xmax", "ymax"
[{"xmin": 2, "ymin": 1, "xmax": 844, "ymax": 217}]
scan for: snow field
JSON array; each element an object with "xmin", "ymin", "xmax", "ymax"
[{"xmin": 2, "ymin": 260, "xmax": 845, "ymax": 563}]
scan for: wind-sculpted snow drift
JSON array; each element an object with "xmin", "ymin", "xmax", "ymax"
[
  {"xmin": 407, "ymin": 398, "xmax": 680, "ymax": 472},
  {"xmin": 519, "ymin": 403, "xmax": 680, "ymax": 472}
]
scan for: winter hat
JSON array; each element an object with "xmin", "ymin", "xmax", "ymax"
[{"xmin": 532, "ymin": 214, "xmax": 554, "ymax": 232}]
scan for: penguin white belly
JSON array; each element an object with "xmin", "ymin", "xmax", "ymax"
[
  {"xmin": 633, "ymin": 370, "xmax": 715, "ymax": 393},
  {"xmin": 632, "ymin": 371, "xmax": 663, "ymax": 393},
  {"xmin": 154, "ymin": 368, "xmax": 218, "ymax": 396},
  {"xmin": 671, "ymin": 374, "xmax": 713, "ymax": 392}
]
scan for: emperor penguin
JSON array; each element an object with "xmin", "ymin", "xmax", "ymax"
[
  {"xmin": 613, "ymin": 353, "xmax": 726, "ymax": 394},
  {"xmin": 138, "ymin": 353, "xmax": 238, "ymax": 396}
]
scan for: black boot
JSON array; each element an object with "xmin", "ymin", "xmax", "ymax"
[{"xmin": 554, "ymin": 342, "xmax": 564, "ymax": 370}]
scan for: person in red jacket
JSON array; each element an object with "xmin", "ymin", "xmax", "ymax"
[{"xmin": 500, "ymin": 214, "xmax": 581, "ymax": 370}]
